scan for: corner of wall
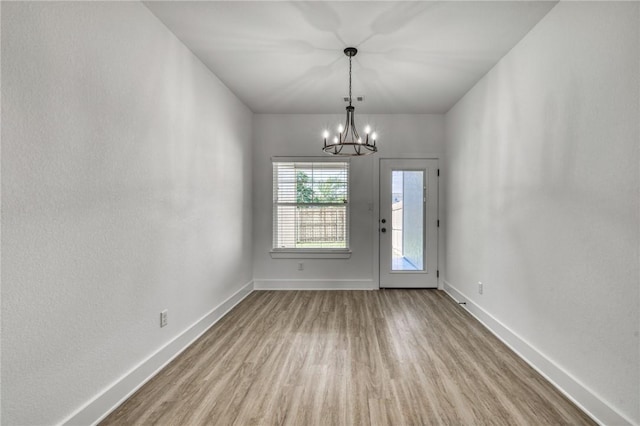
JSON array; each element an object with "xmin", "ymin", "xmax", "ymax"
[
  {"xmin": 61, "ymin": 281, "xmax": 254, "ymax": 426},
  {"xmin": 442, "ymin": 280, "xmax": 636, "ymax": 426}
]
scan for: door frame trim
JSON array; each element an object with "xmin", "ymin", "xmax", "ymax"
[{"xmin": 373, "ymin": 155, "xmax": 442, "ymax": 289}]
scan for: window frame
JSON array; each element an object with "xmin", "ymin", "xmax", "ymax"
[{"xmin": 270, "ymin": 157, "xmax": 352, "ymax": 259}]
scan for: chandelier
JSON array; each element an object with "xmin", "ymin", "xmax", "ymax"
[{"xmin": 322, "ymin": 47, "xmax": 378, "ymax": 156}]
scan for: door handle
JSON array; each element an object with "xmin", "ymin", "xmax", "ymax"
[
  {"xmin": 381, "ymin": 227, "xmax": 386, "ymax": 233},
  {"xmin": 381, "ymin": 218, "xmax": 386, "ymax": 224}
]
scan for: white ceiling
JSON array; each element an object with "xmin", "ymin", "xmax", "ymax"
[{"xmin": 145, "ymin": 1, "xmax": 557, "ymax": 114}]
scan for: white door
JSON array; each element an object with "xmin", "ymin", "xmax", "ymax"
[{"xmin": 379, "ymin": 159, "xmax": 438, "ymax": 288}]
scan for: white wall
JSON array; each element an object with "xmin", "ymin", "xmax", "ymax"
[
  {"xmin": 1, "ymin": 2, "xmax": 253, "ymax": 424},
  {"xmin": 253, "ymin": 114, "xmax": 445, "ymax": 288},
  {"xmin": 445, "ymin": 2, "xmax": 639, "ymax": 424}
]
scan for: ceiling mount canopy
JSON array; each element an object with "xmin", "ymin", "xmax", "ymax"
[{"xmin": 322, "ymin": 47, "xmax": 378, "ymax": 156}]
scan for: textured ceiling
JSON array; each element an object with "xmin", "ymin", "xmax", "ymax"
[{"xmin": 145, "ymin": 1, "xmax": 557, "ymax": 114}]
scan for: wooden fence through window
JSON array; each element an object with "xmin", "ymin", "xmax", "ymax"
[{"xmin": 297, "ymin": 207, "xmax": 346, "ymax": 243}]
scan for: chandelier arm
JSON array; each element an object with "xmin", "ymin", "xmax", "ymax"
[
  {"xmin": 342, "ymin": 108, "xmax": 351, "ymax": 142},
  {"xmin": 350, "ymin": 112, "xmax": 359, "ymax": 142}
]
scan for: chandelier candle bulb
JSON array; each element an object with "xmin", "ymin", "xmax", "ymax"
[{"xmin": 365, "ymin": 125, "xmax": 371, "ymax": 134}]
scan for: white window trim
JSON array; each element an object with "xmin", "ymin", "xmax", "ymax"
[
  {"xmin": 271, "ymin": 157, "xmax": 351, "ymax": 259},
  {"xmin": 270, "ymin": 249, "xmax": 352, "ymax": 259}
]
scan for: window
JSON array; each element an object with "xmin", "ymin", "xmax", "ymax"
[{"xmin": 272, "ymin": 159, "xmax": 350, "ymax": 255}]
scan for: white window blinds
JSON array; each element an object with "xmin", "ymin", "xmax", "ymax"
[{"xmin": 273, "ymin": 160, "xmax": 349, "ymax": 250}]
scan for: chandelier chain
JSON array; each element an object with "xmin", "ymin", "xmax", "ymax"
[{"xmin": 348, "ymin": 55, "xmax": 352, "ymax": 106}]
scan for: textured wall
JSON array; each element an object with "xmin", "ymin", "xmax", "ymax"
[
  {"xmin": 445, "ymin": 2, "xmax": 639, "ymax": 423},
  {"xmin": 252, "ymin": 114, "xmax": 445, "ymax": 285},
  {"xmin": 1, "ymin": 2, "xmax": 253, "ymax": 424}
]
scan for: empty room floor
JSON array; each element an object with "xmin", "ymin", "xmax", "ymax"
[{"xmin": 101, "ymin": 290, "xmax": 594, "ymax": 425}]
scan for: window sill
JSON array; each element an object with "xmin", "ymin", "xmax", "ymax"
[{"xmin": 270, "ymin": 249, "xmax": 352, "ymax": 259}]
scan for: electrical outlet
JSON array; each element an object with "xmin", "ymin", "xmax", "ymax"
[
  {"xmin": 298, "ymin": 262, "xmax": 304, "ymax": 271},
  {"xmin": 160, "ymin": 310, "xmax": 168, "ymax": 328},
  {"xmin": 478, "ymin": 282, "xmax": 483, "ymax": 295}
]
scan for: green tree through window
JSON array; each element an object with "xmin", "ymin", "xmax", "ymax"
[
  {"xmin": 317, "ymin": 177, "xmax": 346, "ymax": 203},
  {"xmin": 297, "ymin": 172, "xmax": 346, "ymax": 203},
  {"xmin": 296, "ymin": 171, "xmax": 314, "ymax": 203}
]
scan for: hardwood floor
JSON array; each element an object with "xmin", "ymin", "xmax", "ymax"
[{"xmin": 101, "ymin": 290, "xmax": 595, "ymax": 425}]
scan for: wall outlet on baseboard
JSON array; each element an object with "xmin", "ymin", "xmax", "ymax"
[
  {"xmin": 478, "ymin": 282, "xmax": 483, "ymax": 295},
  {"xmin": 160, "ymin": 310, "xmax": 168, "ymax": 328}
]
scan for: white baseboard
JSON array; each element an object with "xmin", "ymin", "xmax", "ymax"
[
  {"xmin": 61, "ymin": 280, "xmax": 254, "ymax": 426},
  {"xmin": 442, "ymin": 280, "xmax": 635, "ymax": 426},
  {"xmin": 254, "ymin": 278, "xmax": 377, "ymax": 290}
]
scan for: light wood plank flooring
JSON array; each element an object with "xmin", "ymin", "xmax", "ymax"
[{"xmin": 101, "ymin": 290, "xmax": 595, "ymax": 425}]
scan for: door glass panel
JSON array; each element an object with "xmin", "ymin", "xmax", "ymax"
[{"xmin": 391, "ymin": 171, "xmax": 424, "ymax": 271}]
